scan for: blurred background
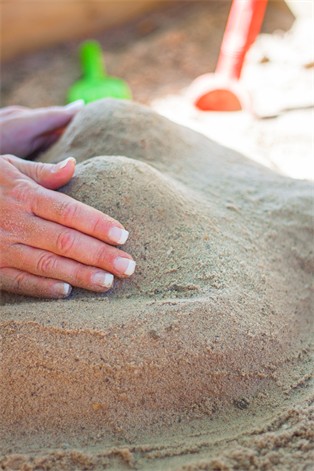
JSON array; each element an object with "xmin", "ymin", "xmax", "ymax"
[{"xmin": 1, "ymin": 0, "xmax": 313, "ymax": 179}]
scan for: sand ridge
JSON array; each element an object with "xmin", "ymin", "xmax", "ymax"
[{"xmin": 1, "ymin": 100, "xmax": 313, "ymax": 469}]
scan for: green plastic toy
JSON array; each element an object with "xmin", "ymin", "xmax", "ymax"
[{"xmin": 67, "ymin": 40, "xmax": 132, "ymax": 104}]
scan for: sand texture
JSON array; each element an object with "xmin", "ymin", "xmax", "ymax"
[{"xmin": 1, "ymin": 100, "xmax": 313, "ymax": 470}]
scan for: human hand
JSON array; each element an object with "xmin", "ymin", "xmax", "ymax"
[
  {"xmin": 0, "ymin": 155, "xmax": 136, "ymax": 298},
  {"xmin": 0, "ymin": 101, "xmax": 84, "ymax": 158}
]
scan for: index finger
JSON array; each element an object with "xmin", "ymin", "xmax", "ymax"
[{"xmin": 31, "ymin": 185, "xmax": 129, "ymax": 246}]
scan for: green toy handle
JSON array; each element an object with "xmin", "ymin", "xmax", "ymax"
[{"xmin": 80, "ymin": 40, "xmax": 106, "ymax": 80}]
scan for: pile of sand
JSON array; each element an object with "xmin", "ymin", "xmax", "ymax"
[{"xmin": 1, "ymin": 100, "xmax": 313, "ymax": 470}]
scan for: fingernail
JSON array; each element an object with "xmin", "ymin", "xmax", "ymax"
[
  {"xmin": 114, "ymin": 257, "xmax": 136, "ymax": 276},
  {"xmin": 64, "ymin": 99, "xmax": 85, "ymax": 111},
  {"xmin": 53, "ymin": 157, "xmax": 76, "ymax": 172},
  {"xmin": 91, "ymin": 272, "xmax": 114, "ymax": 289},
  {"xmin": 108, "ymin": 227, "xmax": 129, "ymax": 245},
  {"xmin": 56, "ymin": 282, "xmax": 72, "ymax": 298}
]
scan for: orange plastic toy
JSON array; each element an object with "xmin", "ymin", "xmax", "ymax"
[{"xmin": 188, "ymin": 0, "xmax": 268, "ymax": 111}]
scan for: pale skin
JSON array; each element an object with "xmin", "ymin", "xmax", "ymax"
[{"xmin": 0, "ymin": 103, "xmax": 136, "ymax": 298}]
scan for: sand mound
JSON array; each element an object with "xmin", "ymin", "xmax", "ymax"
[{"xmin": 1, "ymin": 100, "xmax": 313, "ymax": 468}]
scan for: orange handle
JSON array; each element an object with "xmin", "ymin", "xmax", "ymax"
[{"xmin": 215, "ymin": 0, "xmax": 268, "ymax": 80}]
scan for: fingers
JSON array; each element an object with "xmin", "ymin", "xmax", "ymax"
[
  {"xmin": 21, "ymin": 215, "xmax": 136, "ymax": 278},
  {"xmin": 31, "ymin": 183, "xmax": 130, "ymax": 246},
  {"xmin": 10, "ymin": 244, "xmax": 114, "ymax": 292},
  {"xmin": 0, "ymin": 101, "xmax": 84, "ymax": 157},
  {"xmin": 4, "ymin": 154, "xmax": 76, "ymax": 190},
  {"xmin": 19, "ymin": 101, "xmax": 84, "ymax": 136},
  {"xmin": 0, "ymin": 106, "xmax": 29, "ymax": 119},
  {"xmin": 0, "ymin": 267, "xmax": 72, "ymax": 299},
  {"xmin": 0, "ymin": 147, "xmax": 136, "ymax": 299},
  {"xmin": 4, "ymin": 155, "xmax": 131, "ymax": 247},
  {"xmin": 30, "ymin": 128, "xmax": 65, "ymax": 153}
]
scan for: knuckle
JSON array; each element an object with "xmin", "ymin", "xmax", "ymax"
[
  {"xmin": 13, "ymin": 271, "xmax": 28, "ymax": 292},
  {"xmin": 12, "ymin": 179, "xmax": 36, "ymax": 204},
  {"xmin": 36, "ymin": 252, "xmax": 57, "ymax": 275},
  {"xmin": 56, "ymin": 230, "xmax": 75, "ymax": 255},
  {"xmin": 2, "ymin": 153, "xmax": 16, "ymax": 161},
  {"xmin": 72, "ymin": 264, "xmax": 84, "ymax": 285},
  {"xmin": 0, "ymin": 268, "xmax": 8, "ymax": 289},
  {"xmin": 32, "ymin": 163, "xmax": 45, "ymax": 182},
  {"xmin": 58, "ymin": 200, "xmax": 78, "ymax": 224},
  {"xmin": 0, "ymin": 240, "xmax": 11, "ymax": 268},
  {"xmin": 96, "ymin": 245, "xmax": 110, "ymax": 267},
  {"xmin": 91, "ymin": 216, "xmax": 103, "ymax": 234}
]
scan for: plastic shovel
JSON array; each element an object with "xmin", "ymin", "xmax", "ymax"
[
  {"xmin": 188, "ymin": 0, "xmax": 268, "ymax": 111},
  {"xmin": 67, "ymin": 40, "xmax": 132, "ymax": 104}
]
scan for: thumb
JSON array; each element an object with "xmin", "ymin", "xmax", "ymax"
[{"xmin": 6, "ymin": 155, "xmax": 76, "ymax": 190}]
